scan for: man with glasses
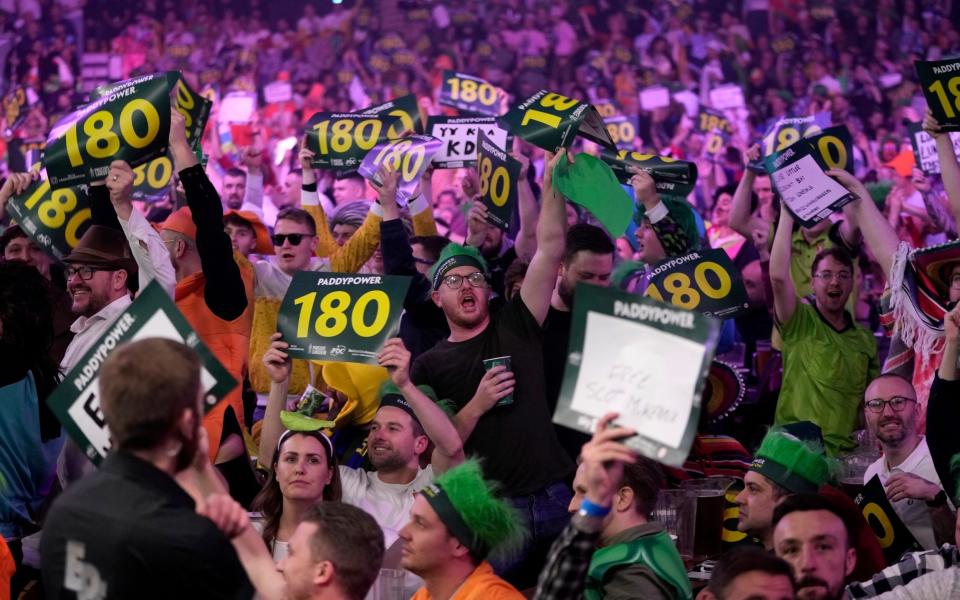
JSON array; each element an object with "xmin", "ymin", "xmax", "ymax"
[
  {"xmin": 770, "ymin": 205, "xmax": 879, "ymax": 456},
  {"xmin": 862, "ymin": 374, "xmax": 950, "ymax": 550}
]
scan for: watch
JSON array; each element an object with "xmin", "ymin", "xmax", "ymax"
[{"xmin": 926, "ymin": 489, "xmax": 948, "ymax": 508}]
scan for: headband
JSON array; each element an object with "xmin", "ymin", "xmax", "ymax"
[
  {"xmin": 422, "ymin": 483, "xmax": 488, "ymax": 558},
  {"xmin": 431, "ymin": 254, "xmax": 488, "ymax": 290}
]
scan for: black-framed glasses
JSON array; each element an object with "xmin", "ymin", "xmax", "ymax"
[
  {"xmin": 813, "ymin": 271, "xmax": 852, "ymax": 282},
  {"xmin": 442, "ymin": 272, "xmax": 487, "ymax": 290},
  {"xmin": 64, "ymin": 265, "xmax": 110, "ymax": 281},
  {"xmin": 865, "ymin": 396, "xmax": 915, "ymax": 413},
  {"xmin": 271, "ymin": 233, "xmax": 313, "ymax": 246}
]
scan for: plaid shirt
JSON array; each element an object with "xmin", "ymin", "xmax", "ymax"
[
  {"xmin": 534, "ymin": 514, "xmax": 602, "ymax": 600},
  {"xmin": 845, "ymin": 544, "xmax": 960, "ymax": 598}
]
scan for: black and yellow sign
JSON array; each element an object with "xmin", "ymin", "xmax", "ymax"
[
  {"xmin": 44, "ymin": 72, "xmax": 172, "ymax": 189},
  {"xmin": 498, "ymin": 89, "xmax": 615, "ymax": 151},
  {"xmin": 305, "ymin": 113, "xmax": 396, "ymax": 171},
  {"xmin": 916, "ymin": 59, "xmax": 960, "ymax": 132},
  {"xmin": 358, "ymin": 134, "xmax": 442, "ymax": 206},
  {"xmin": 760, "ymin": 112, "xmax": 832, "ymax": 157},
  {"xmin": 3, "ymin": 86, "xmax": 28, "ymax": 132},
  {"xmin": 604, "ymin": 115, "xmax": 639, "ymax": 150},
  {"xmin": 131, "ymin": 155, "xmax": 174, "ymax": 202},
  {"xmin": 6, "ymin": 177, "xmax": 90, "ymax": 260},
  {"xmin": 278, "ymin": 274, "xmax": 411, "ymax": 365},
  {"xmin": 477, "ymin": 130, "xmax": 521, "ymax": 231},
  {"xmin": 440, "ymin": 71, "xmax": 502, "ymax": 117},
  {"xmin": 360, "ymin": 94, "xmax": 424, "ymax": 137},
  {"xmin": 806, "ymin": 125, "xmax": 854, "ymax": 173},
  {"xmin": 600, "ymin": 149, "xmax": 699, "ymax": 197},
  {"xmin": 646, "ymin": 249, "xmax": 750, "ymax": 318},
  {"xmin": 697, "ymin": 109, "xmax": 733, "ymax": 136},
  {"xmin": 855, "ymin": 475, "xmax": 923, "ymax": 564}
]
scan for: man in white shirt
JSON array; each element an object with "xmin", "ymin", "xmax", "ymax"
[{"xmin": 862, "ymin": 373, "xmax": 949, "ymax": 549}]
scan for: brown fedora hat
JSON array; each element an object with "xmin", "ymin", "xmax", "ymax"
[{"xmin": 63, "ymin": 225, "xmax": 138, "ymax": 276}]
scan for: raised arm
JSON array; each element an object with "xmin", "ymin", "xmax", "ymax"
[
  {"xmin": 828, "ymin": 169, "xmax": 899, "ymax": 278},
  {"xmin": 513, "ymin": 151, "xmax": 540, "ymax": 262},
  {"xmin": 258, "ymin": 333, "xmax": 291, "ymax": 467},
  {"xmin": 239, "ymin": 147, "xmax": 264, "ymax": 219},
  {"xmin": 769, "ymin": 203, "xmax": 797, "ymax": 324},
  {"xmin": 378, "ymin": 338, "xmax": 464, "ymax": 473},
  {"xmin": 520, "ymin": 149, "xmax": 569, "ymax": 326},
  {"xmin": 924, "ymin": 109, "xmax": 960, "ymax": 227},
  {"xmin": 730, "ymin": 144, "xmax": 769, "ymax": 239},
  {"xmin": 0, "ymin": 172, "xmax": 37, "ymax": 222}
]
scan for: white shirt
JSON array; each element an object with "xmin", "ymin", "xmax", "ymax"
[
  {"xmin": 252, "ymin": 256, "xmax": 331, "ymax": 300},
  {"xmin": 118, "ymin": 206, "xmax": 176, "ymax": 297},
  {"xmin": 60, "ymin": 295, "xmax": 133, "ymax": 373},
  {"xmin": 863, "ymin": 437, "xmax": 945, "ymax": 550},
  {"xmin": 339, "ymin": 465, "xmax": 434, "ymax": 549}
]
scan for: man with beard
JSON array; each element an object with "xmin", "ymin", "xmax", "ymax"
[
  {"xmin": 862, "ymin": 374, "xmax": 950, "ymax": 550},
  {"xmin": 221, "ymin": 148, "xmax": 266, "ymax": 217},
  {"xmin": 40, "ymin": 339, "xmax": 253, "ymax": 599},
  {"xmin": 772, "ymin": 494, "xmax": 856, "ymax": 600},
  {"xmin": 411, "ymin": 150, "xmax": 574, "ymax": 588},
  {"xmin": 543, "ymin": 224, "xmax": 615, "ymax": 460},
  {"xmin": 770, "ymin": 205, "xmax": 878, "ymax": 456}
]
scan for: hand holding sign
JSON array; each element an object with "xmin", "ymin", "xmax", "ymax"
[
  {"xmin": 262, "ymin": 333, "xmax": 292, "ymax": 384},
  {"xmin": 884, "ymin": 472, "xmax": 942, "ymax": 503},
  {"xmin": 7, "ymin": 176, "xmax": 90, "ymax": 260},
  {"xmin": 580, "ymin": 413, "xmax": 640, "ymax": 506},
  {"xmin": 499, "ymin": 89, "xmax": 614, "ymax": 151},
  {"xmin": 378, "ymin": 338, "xmax": 413, "ymax": 388},
  {"xmin": 358, "ymin": 134, "xmax": 441, "ymax": 205},
  {"xmin": 916, "ymin": 59, "xmax": 960, "ymax": 132},
  {"xmin": 765, "ymin": 141, "xmax": 854, "ymax": 227},
  {"xmin": 306, "ymin": 113, "xmax": 395, "ymax": 170}
]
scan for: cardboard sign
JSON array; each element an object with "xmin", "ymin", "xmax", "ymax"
[
  {"xmin": 46, "ymin": 281, "xmax": 237, "ymax": 464},
  {"xmin": 604, "ymin": 114, "xmax": 639, "ymax": 150},
  {"xmin": 477, "ymin": 130, "xmax": 522, "ymax": 231},
  {"xmin": 426, "ymin": 116, "xmax": 511, "ymax": 168},
  {"xmin": 130, "ymin": 155, "xmax": 174, "ymax": 203},
  {"xmin": 600, "ymin": 149, "xmax": 699, "ymax": 197},
  {"xmin": 264, "ymin": 80, "xmax": 293, "ymax": 104},
  {"xmin": 697, "ymin": 108, "xmax": 732, "ymax": 157},
  {"xmin": 709, "ymin": 85, "xmax": 745, "ymax": 110},
  {"xmin": 806, "ymin": 125, "xmax": 855, "ymax": 174},
  {"xmin": 304, "ymin": 113, "xmax": 396, "ymax": 171},
  {"xmin": 44, "ymin": 72, "xmax": 172, "ymax": 189},
  {"xmin": 915, "ymin": 59, "xmax": 960, "ymax": 132},
  {"xmin": 646, "ymin": 249, "xmax": 751, "ymax": 319},
  {"xmin": 358, "ymin": 134, "xmax": 442, "ymax": 205},
  {"xmin": 6, "ymin": 177, "xmax": 90, "ymax": 260},
  {"xmin": 639, "ymin": 87, "xmax": 671, "ymax": 111},
  {"xmin": 219, "ymin": 91, "xmax": 257, "ymax": 124},
  {"xmin": 498, "ymin": 89, "xmax": 614, "ymax": 151},
  {"xmin": 554, "ymin": 284, "xmax": 719, "ymax": 467},
  {"xmin": 278, "ymin": 274, "xmax": 411, "ymax": 365},
  {"xmin": 907, "ymin": 122, "xmax": 960, "ymax": 175},
  {"xmin": 439, "ymin": 71, "xmax": 502, "ymax": 117},
  {"xmin": 360, "ymin": 94, "xmax": 424, "ymax": 137},
  {"xmin": 760, "ymin": 112, "xmax": 832, "ymax": 158},
  {"xmin": 765, "ymin": 140, "xmax": 854, "ymax": 228},
  {"xmin": 855, "ymin": 475, "xmax": 923, "ymax": 564}
]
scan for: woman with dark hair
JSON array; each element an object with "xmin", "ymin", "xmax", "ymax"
[
  {"xmin": 0, "ymin": 261, "xmax": 63, "ymax": 557},
  {"xmin": 250, "ymin": 343, "xmax": 343, "ymax": 561}
]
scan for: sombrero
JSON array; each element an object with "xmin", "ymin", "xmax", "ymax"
[
  {"xmin": 911, "ymin": 239, "xmax": 960, "ymax": 296},
  {"xmin": 703, "ymin": 360, "xmax": 745, "ymax": 426}
]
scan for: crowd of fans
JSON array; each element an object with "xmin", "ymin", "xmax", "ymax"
[{"xmin": 3, "ymin": 0, "xmax": 960, "ymax": 599}]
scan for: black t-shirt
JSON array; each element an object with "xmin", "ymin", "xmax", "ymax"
[
  {"xmin": 411, "ymin": 296, "xmax": 574, "ymax": 496},
  {"xmin": 543, "ymin": 306, "xmax": 591, "ymax": 463},
  {"xmin": 41, "ymin": 452, "xmax": 253, "ymax": 600}
]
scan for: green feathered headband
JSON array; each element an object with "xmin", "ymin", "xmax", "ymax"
[
  {"xmin": 428, "ymin": 243, "xmax": 489, "ymax": 290},
  {"xmin": 421, "ymin": 459, "xmax": 527, "ymax": 561},
  {"xmin": 749, "ymin": 428, "xmax": 835, "ymax": 494},
  {"xmin": 634, "ymin": 196, "xmax": 699, "ymax": 258}
]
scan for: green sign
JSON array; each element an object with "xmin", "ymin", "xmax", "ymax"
[
  {"xmin": 760, "ymin": 112, "xmax": 832, "ymax": 158},
  {"xmin": 130, "ymin": 154, "xmax": 174, "ymax": 202},
  {"xmin": 278, "ymin": 274, "xmax": 412, "ymax": 365},
  {"xmin": 360, "ymin": 93, "xmax": 424, "ymax": 137},
  {"xmin": 646, "ymin": 249, "xmax": 750, "ymax": 319},
  {"xmin": 304, "ymin": 113, "xmax": 397, "ymax": 171},
  {"xmin": 440, "ymin": 71, "xmax": 502, "ymax": 117},
  {"xmin": 915, "ymin": 59, "xmax": 960, "ymax": 132},
  {"xmin": 44, "ymin": 72, "xmax": 172, "ymax": 189},
  {"xmin": 600, "ymin": 149, "xmax": 698, "ymax": 197},
  {"xmin": 498, "ymin": 89, "xmax": 615, "ymax": 151},
  {"xmin": 554, "ymin": 284, "xmax": 719, "ymax": 467},
  {"xmin": 764, "ymin": 139, "xmax": 854, "ymax": 228},
  {"xmin": 907, "ymin": 122, "xmax": 960, "ymax": 175},
  {"xmin": 477, "ymin": 130, "xmax": 521, "ymax": 231},
  {"xmin": 854, "ymin": 475, "xmax": 923, "ymax": 564},
  {"xmin": 6, "ymin": 177, "xmax": 90, "ymax": 260},
  {"xmin": 358, "ymin": 134, "xmax": 443, "ymax": 206},
  {"xmin": 46, "ymin": 281, "xmax": 237, "ymax": 464}
]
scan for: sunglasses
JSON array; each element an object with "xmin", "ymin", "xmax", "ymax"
[{"xmin": 271, "ymin": 233, "xmax": 313, "ymax": 246}]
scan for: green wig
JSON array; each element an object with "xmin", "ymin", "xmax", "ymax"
[
  {"xmin": 422, "ymin": 459, "xmax": 527, "ymax": 561},
  {"xmin": 750, "ymin": 428, "xmax": 837, "ymax": 494},
  {"xmin": 634, "ymin": 196, "xmax": 699, "ymax": 258},
  {"xmin": 428, "ymin": 242, "xmax": 489, "ymax": 290}
]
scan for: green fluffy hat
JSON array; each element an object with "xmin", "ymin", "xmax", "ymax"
[
  {"xmin": 634, "ymin": 196, "xmax": 700, "ymax": 258},
  {"xmin": 421, "ymin": 459, "xmax": 527, "ymax": 560},
  {"xmin": 428, "ymin": 242, "xmax": 489, "ymax": 290},
  {"xmin": 749, "ymin": 427, "xmax": 835, "ymax": 494}
]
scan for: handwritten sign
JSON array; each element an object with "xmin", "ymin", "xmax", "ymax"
[
  {"xmin": 765, "ymin": 140, "xmax": 854, "ymax": 228},
  {"xmin": 554, "ymin": 284, "xmax": 719, "ymax": 467},
  {"xmin": 426, "ymin": 116, "xmax": 511, "ymax": 168},
  {"xmin": 907, "ymin": 122, "xmax": 960, "ymax": 175}
]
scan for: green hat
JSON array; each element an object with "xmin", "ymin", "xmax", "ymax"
[
  {"xmin": 428, "ymin": 242, "xmax": 489, "ymax": 290},
  {"xmin": 377, "ymin": 380, "xmax": 440, "ymax": 424},
  {"xmin": 749, "ymin": 427, "xmax": 833, "ymax": 494},
  {"xmin": 634, "ymin": 196, "xmax": 700, "ymax": 258},
  {"xmin": 421, "ymin": 459, "xmax": 526, "ymax": 560}
]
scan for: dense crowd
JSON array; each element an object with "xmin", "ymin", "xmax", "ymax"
[{"xmin": 4, "ymin": 1, "xmax": 960, "ymax": 599}]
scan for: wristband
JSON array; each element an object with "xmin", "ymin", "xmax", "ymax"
[{"xmin": 579, "ymin": 498, "xmax": 612, "ymax": 518}]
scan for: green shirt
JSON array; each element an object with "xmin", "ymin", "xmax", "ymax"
[{"xmin": 775, "ymin": 301, "xmax": 879, "ymax": 455}]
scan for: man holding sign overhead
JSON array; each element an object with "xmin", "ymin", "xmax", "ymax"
[{"xmin": 411, "ymin": 150, "xmax": 575, "ymax": 589}]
